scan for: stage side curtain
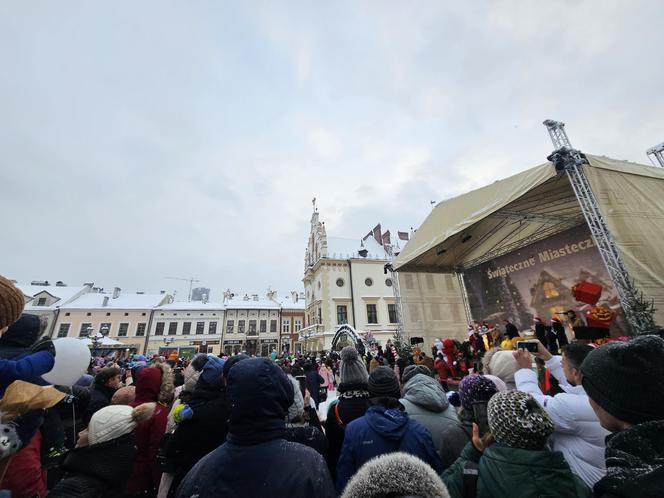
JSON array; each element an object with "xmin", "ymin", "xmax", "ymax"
[
  {"xmin": 394, "ymin": 162, "xmax": 556, "ymax": 271},
  {"xmin": 585, "ymin": 156, "xmax": 664, "ymax": 326}
]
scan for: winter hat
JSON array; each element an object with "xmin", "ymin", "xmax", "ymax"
[
  {"xmin": 0, "ymin": 276, "xmax": 24, "ymax": 331},
  {"xmin": 190, "ymin": 353, "xmax": 209, "ymax": 372},
  {"xmin": 200, "ymin": 356, "xmax": 225, "ymax": 388},
  {"xmin": 488, "ymin": 391, "xmax": 554, "ymax": 450},
  {"xmin": 483, "ymin": 348, "xmax": 519, "ymax": 389},
  {"xmin": 340, "ymin": 452, "xmax": 450, "ymax": 498},
  {"xmin": 75, "ymin": 374, "xmax": 93, "ymax": 387},
  {"xmin": 458, "ymin": 375, "xmax": 499, "ymax": 412},
  {"xmin": 222, "ymin": 354, "xmax": 249, "ymax": 378},
  {"xmin": 286, "ymin": 375, "xmax": 305, "ymax": 422},
  {"xmin": 88, "ymin": 402, "xmax": 156, "ymax": 445},
  {"xmin": 368, "ymin": 366, "xmax": 401, "ymax": 399},
  {"xmin": 0, "ymin": 313, "xmax": 41, "ymax": 353},
  {"xmin": 483, "ymin": 374, "xmax": 507, "ymax": 392},
  {"xmin": 339, "ymin": 346, "xmax": 368, "ymax": 386},
  {"xmin": 581, "ymin": 335, "xmax": 664, "ymax": 424},
  {"xmin": 401, "ymin": 364, "xmax": 432, "ymax": 385},
  {"xmin": 112, "ymin": 386, "xmax": 136, "ymax": 405}
]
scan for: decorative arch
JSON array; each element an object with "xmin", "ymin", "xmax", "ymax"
[{"xmin": 331, "ymin": 324, "xmax": 366, "ymax": 354}]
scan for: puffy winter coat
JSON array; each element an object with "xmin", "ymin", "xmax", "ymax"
[
  {"xmin": 438, "ymin": 411, "xmax": 473, "ymax": 470},
  {"xmin": 126, "ymin": 363, "xmax": 173, "ymax": 495},
  {"xmin": 442, "ymin": 442, "xmax": 591, "ymax": 498},
  {"xmin": 0, "ymin": 432, "xmax": 47, "ymax": 498},
  {"xmin": 323, "ymin": 385, "xmax": 370, "ymax": 479},
  {"xmin": 515, "ymin": 356, "xmax": 609, "ymax": 488},
  {"xmin": 83, "ymin": 383, "xmax": 116, "ymax": 426},
  {"xmin": 593, "ymin": 420, "xmax": 664, "ymax": 498},
  {"xmin": 176, "ymin": 358, "xmax": 335, "ymax": 498},
  {"xmin": 400, "ymin": 374, "xmax": 459, "ymax": 458},
  {"xmin": 283, "ymin": 424, "xmax": 328, "ymax": 457},
  {"xmin": 49, "ymin": 432, "xmax": 137, "ymax": 498},
  {"xmin": 336, "ymin": 403, "xmax": 443, "ymax": 493}
]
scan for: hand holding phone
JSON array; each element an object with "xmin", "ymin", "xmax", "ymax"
[
  {"xmin": 472, "ymin": 401, "xmax": 490, "ymax": 438},
  {"xmin": 516, "ymin": 341, "xmax": 538, "ymax": 353}
]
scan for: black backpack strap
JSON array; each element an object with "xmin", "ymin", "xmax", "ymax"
[{"xmin": 462, "ymin": 460, "xmax": 479, "ymax": 498}]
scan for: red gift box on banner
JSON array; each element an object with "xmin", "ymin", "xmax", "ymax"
[
  {"xmin": 572, "ymin": 281, "xmax": 603, "ymax": 305},
  {"xmin": 586, "ymin": 306, "xmax": 615, "ymax": 328}
]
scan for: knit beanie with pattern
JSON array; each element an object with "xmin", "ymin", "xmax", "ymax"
[
  {"xmin": 488, "ymin": 390, "xmax": 554, "ymax": 450},
  {"xmin": 368, "ymin": 366, "xmax": 401, "ymax": 399},
  {"xmin": 401, "ymin": 364, "xmax": 432, "ymax": 386},
  {"xmin": 339, "ymin": 346, "xmax": 368, "ymax": 386},
  {"xmin": 0, "ymin": 276, "xmax": 24, "ymax": 331},
  {"xmin": 581, "ymin": 335, "xmax": 664, "ymax": 424},
  {"xmin": 458, "ymin": 374, "xmax": 499, "ymax": 412}
]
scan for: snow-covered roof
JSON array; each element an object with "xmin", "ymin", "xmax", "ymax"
[
  {"xmin": 60, "ymin": 292, "xmax": 169, "ymax": 310},
  {"xmin": 17, "ymin": 284, "xmax": 90, "ymax": 309},
  {"xmin": 326, "ymin": 236, "xmax": 390, "ymax": 260},
  {"xmin": 156, "ymin": 301, "xmax": 225, "ymax": 311},
  {"xmin": 279, "ymin": 294, "xmax": 306, "ymax": 310},
  {"xmin": 223, "ymin": 294, "xmax": 280, "ymax": 310}
]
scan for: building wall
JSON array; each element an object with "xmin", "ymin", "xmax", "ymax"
[
  {"xmin": 146, "ymin": 309, "xmax": 225, "ymax": 355},
  {"xmin": 280, "ymin": 308, "xmax": 305, "ymax": 353},
  {"xmin": 222, "ymin": 308, "xmax": 280, "ymax": 356},
  {"xmin": 52, "ymin": 309, "xmax": 150, "ymax": 352}
]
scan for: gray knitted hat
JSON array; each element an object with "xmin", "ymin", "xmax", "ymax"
[
  {"xmin": 488, "ymin": 390, "xmax": 554, "ymax": 450},
  {"xmin": 339, "ymin": 346, "xmax": 368, "ymax": 386},
  {"xmin": 401, "ymin": 364, "xmax": 432, "ymax": 385},
  {"xmin": 368, "ymin": 366, "xmax": 401, "ymax": 399}
]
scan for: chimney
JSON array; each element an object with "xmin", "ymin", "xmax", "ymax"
[
  {"xmin": 136, "ymin": 291, "xmax": 144, "ymax": 294},
  {"xmin": 55, "ymin": 281, "xmax": 67, "ymax": 287},
  {"xmin": 382, "ymin": 230, "xmax": 391, "ymax": 246},
  {"xmin": 243, "ymin": 294, "xmax": 250, "ymax": 301},
  {"xmin": 102, "ymin": 296, "xmax": 109, "ymax": 307},
  {"xmin": 112, "ymin": 287, "xmax": 121, "ymax": 299},
  {"xmin": 202, "ymin": 293, "xmax": 208, "ymax": 304},
  {"xmin": 372, "ymin": 224, "xmax": 382, "ymax": 245},
  {"xmin": 252, "ymin": 294, "xmax": 259, "ymax": 301},
  {"xmin": 291, "ymin": 291, "xmax": 298, "ymax": 302},
  {"xmin": 83, "ymin": 282, "xmax": 95, "ymax": 288},
  {"xmin": 160, "ymin": 290, "xmax": 166, "ymax": 294}
]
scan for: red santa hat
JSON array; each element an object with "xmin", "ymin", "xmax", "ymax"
[{"xmin": 551, "ymin": 316, "xmax": 560, "ymax": 322}]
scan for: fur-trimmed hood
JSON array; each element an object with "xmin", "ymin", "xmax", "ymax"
[{"xmin": 131, "ymin": 362, "xmax": 174, "ymax": 406}]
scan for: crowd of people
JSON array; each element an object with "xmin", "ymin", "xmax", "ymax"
[{"xmin": 0, "ymin": 274, "xmax": 663, "ymax": 497}]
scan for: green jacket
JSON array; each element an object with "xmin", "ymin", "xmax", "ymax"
[{"xmin": 442, "ymin": 442, "xmax": 591, "ymax": 498}]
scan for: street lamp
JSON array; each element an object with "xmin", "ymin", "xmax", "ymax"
[{"xmin": 87, "ymin": 326, "xmax": 109, "ymax": 357}]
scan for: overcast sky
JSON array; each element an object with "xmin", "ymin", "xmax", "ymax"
[{"xmin": 1, "ymin": 1, "xmax": 662, "ymax": 301}]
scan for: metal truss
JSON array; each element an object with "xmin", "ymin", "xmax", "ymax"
[
  {"xmin": 647, "ymin": 142, "xmax": 664, "ymax": 167},
  {"xmin": 544, "ymin": 119, "xmax": 657, "ymax": 334},
  {"xmin": 455, "ymin": 271, "xmax": 473, "ymax": 324}
]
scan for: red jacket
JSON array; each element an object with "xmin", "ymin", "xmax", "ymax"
[
  {"xmin": 1, "ymin": 431, "xmax": 47, "ymax": 498},
  {"xmin": 433, "ymin": 357, "xmax": 449, "ymax": 381},
  {"xmin": 126, "ymin": 364, "xmax": 173, "ymax": 495}
]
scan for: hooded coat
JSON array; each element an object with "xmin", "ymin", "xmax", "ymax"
[
  {"xmin": 49, "ymin": 433, "xmax": 137, "ymax": 498},
  {"xmin": 176, "ymin": 358, "xmax": 335, "ymax": 498},
  {"xmin": 438, "ymin": 410, "xmax": 474, "ymax": 470},
  {"xmin": 593, "ymin": 420, "xmax": 664, "ymax": 498},
  {"xmin": 336, "ymin": 403, "xmax": 443, "ymax": 493},
  {"xmin": 127, "ymin": 363, "xmax": 173, "ymax": 495},
  {"xmin": 0, "ymin": 314, "xmax": 41, "ymax": 359},
  {"xmin": 400, "ymin": 374, "xmax": 459, "ymax": 457},
  {"xmin": 442, "ymin": 443, "xmax": 591, "ymax": 498}
]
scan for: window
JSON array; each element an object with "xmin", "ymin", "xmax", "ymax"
[
  {"xmin": 282, "ymin": 320, "xmax": 290, "ymax": 333},
  {"xmin": 196, "ymin": 322, "xmax": 205, "ymax": 334},
  {"xmin": 226, "ymin": 320, "xmax": 234, "ymax": 334},
  {"xmin": 408, "ymin": 304, "xmax": 420, "ymax": 322},
  {"xmin": 404, "ymin": 274, "xmax": 415, "ymax": 290},
  {"xmin": 336, "ymin": 278, "xmax": 344, "ymax": 287},
  {"xmin": 136, "ymin": 323, "xmax": 146, "ymax": 336},
  {"xmin": 270, "ymin": 320, "xmax": 277, "ymax": 333},
  {"xmin": 295, "ymin": 319, "xmax": 302, "ymax": 332},
  {"xmin": 388, "ymin": 304, "xmax": 397, "ymax": 323},
  {"xmin": 100, "ymin": 323, "xmax": 111, "ymax": 335},
  {"xmin": 238, "ymin": 320, "xmax": 245, "ymax": 333},
  {"xmin": 106, "ymin": 312, "xmax": 111, "ymax": 316},
  {"xmin": 385, "ymin": 278, "xmax": 393, "ymax": 287},
  {"xmin": 366, "ymin": 304, "xmax": 378, "ymax": 324},
  {"xmin": 426, "ymin": 274, "xmax": 435, "ymax": 290},
  {"xmin": 37, "ymin": 297, "xmax": 47, "ymax": 306},
  {"xmin": 209, "ymin": 321, "xmax": 217, "ymax": 335},
  {"xmin": 337, "ymin": 305, "xmax": 348, "ymax": 325},
  {"xmin": 155, "ymin": 322, "xmax": 165, "ymax": 336},
  {"xmin": 118, "ymin": 323, "xmax": 129, "ymax": 337},
  {"xmin": 182, "ymin": 322, "xmax": 191, "ymax": 335},
  {"xmin": 57, "ymin": 323, "xmax": 70, "ymax": 338},
  {"xmin": 543, "ymin": 282, "xmax": 560, "ymax": 299},
  {"xmin": 317, "ymin": 308, "xmax": 322, "ymax": 324},
  {"xmin": 431, "ymin": 303, "xmax": 442, "ymax": 320},
  {"xmin": 124, "ymin": 312, "xmax": 129, "ymax": 316},
  {"xmin": 365, "ymin": 278, "xmax": 373, "ymax": 287},
  {"xmin": 248, "ymin": 320, "xmax": 257, "ymax": 335},
  {"xmin": 260, "ymin": 320, "xmax": 267, "ymax": 333},
  {"xmin": 86, "ymin": 312, "xmax": 92, "ymax": 317},
  {"xmin": 168, "ymin": 322, "xmax": 178, "ymax": 335},
  {"xmin": 79, "ymin": 323, "xmax": 92, "ymax": 337},
  {"xmin": 142, "ymin": 312, "xmax": 146, "ymax": 316},
  {"xmin": 445, "ymin": 274, "xmax": 455, "ymax": 292},
  {"xmin": 65, "ymin": 312, "xmax": 70, "ymax": 316}
]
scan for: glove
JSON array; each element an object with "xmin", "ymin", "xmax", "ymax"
[{"xmin": 31, "ymin": 338, "xmax": 56, "ymax": 357}]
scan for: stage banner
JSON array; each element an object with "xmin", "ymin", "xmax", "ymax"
[{"xmin": 462, "ymin": 224, "xmax": 627, "ymax": 336}]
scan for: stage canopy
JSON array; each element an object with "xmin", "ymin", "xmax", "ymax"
[{"xmin": 394, "ymin": 154, "xmax": 664, "ymax": 325}]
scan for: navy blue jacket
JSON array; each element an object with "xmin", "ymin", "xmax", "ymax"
[{"xmin": 336, "ymin": 404, "xmax": 443, "ymax": 493}]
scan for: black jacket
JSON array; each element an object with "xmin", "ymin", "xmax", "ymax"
[
  {"xmin": 593, "ymin": 420, "xmax": 664, "ymax": 498},
  {"xmin": 323, "ymin": 386, "xmax": 370, "ymax": 478},
  {"xmin": 163, "ymin": 384, "xmax": 228, "ymax": 494},
  {"xmin": 49, "ymin": 432, "xmax": 137, "ymax": 498},
  {"xmin": 505, "ymin": 322, "xmax": 519, "ymax": 339},
  {"xmin": 0, "ymin": 314, "xmax": 40, "ymax": 359},
  {"xmin": 283, "ymin": 425, "xmax": 328, "ymax": 458},
  {"xmin": 83, "ymin": 383, "xmax": 116, "ymax": 426}
]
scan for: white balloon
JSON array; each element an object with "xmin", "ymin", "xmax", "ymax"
[{"xmin": 42, "ymin": 338, "xmax": 91, "ymax": 386}]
